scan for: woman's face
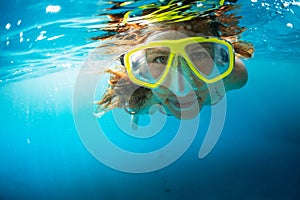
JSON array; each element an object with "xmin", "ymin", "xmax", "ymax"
[{"xmin": 143, "ymin": 30, "xmax": 248, "ymax": 119}]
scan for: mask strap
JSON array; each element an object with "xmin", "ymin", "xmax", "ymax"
[{"xmin": 119, "ymin": 54, "xmax": 125, "ymax": 66}]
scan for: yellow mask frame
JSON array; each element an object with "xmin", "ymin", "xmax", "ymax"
[{"xmin": 124, "ymin": 36, "xmax": 235, "ymax": 88}]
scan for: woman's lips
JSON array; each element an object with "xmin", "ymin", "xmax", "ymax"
[{"xmin": 167, "ymin": 97, "xmax": 200, "ymax": 110}]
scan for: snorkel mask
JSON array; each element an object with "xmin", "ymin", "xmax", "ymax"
[{"xmin": 123, "ymin": 36, "xmax": 234, "ymax": 89}]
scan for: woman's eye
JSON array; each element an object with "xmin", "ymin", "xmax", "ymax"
[{"xmin": 153, "ymin": 56, "xmax": 168, "ymax": 64}]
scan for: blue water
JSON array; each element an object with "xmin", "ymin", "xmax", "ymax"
[{"xmin": 1, "ymin": 0, "xmax": 300, "ymax": 199}]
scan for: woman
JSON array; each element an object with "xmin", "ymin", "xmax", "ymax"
[{"xmin": 94, "ymin": 2, "xmax": 254, "ymax": 121}]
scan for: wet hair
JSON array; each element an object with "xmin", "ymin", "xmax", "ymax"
[{"xmin": 94, "ymin": 4, "xmax": 254, "ymax": 116}]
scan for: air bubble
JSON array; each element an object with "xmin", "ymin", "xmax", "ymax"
[
  {"xmin": 46, "ymin": 5, "xmax": 61, "ymax": 13},
  {"xmin": 5, "ymin": 23, "xmax": 11, "ymax": 30},
  {"xmin": 287, "ymin": 23, "xmax": 293, "ymax": 28}
]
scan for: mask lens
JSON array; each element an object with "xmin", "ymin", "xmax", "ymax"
[
  {"xmin": 128, "ymin": 47, "xmax": 171, "ymax": 84},
  {"xmin": 185, "ymin": 42, "xmax": 231, "ymax": 79}
]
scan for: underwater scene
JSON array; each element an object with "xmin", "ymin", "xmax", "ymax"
[{"xmin": 1, "ymin": 0, "xmax": 300, "ymax": 199}]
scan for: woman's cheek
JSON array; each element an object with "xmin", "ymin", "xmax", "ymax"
[{"xmin": 223, "ymin": 58, "xmax": 248, "ymax": 91}]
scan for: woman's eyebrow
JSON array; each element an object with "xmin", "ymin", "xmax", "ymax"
[
  {"xmin": 187, "ymin": 44, "xmax": 213, "ymax": 55},
  {"xmin": 188, "ymin": 46, "xmax": 207, "ymax": 52},
  {"xmin": 146, "ymin": 48, "xmax": 170, "ymax": 54}
]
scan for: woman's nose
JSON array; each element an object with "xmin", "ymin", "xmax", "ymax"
[{"xmin": 165, "ymin": 56, "xmax": 195, "ymax": 97}]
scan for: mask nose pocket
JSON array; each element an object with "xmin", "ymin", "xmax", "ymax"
[{"xmin": 167, "ymin": 55, "xmax": 194, "ymax": 97}]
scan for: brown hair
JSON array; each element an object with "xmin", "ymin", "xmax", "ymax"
[{"xmin": 94, "ymin": 4, "xmax": 254, "ymax": 116}]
